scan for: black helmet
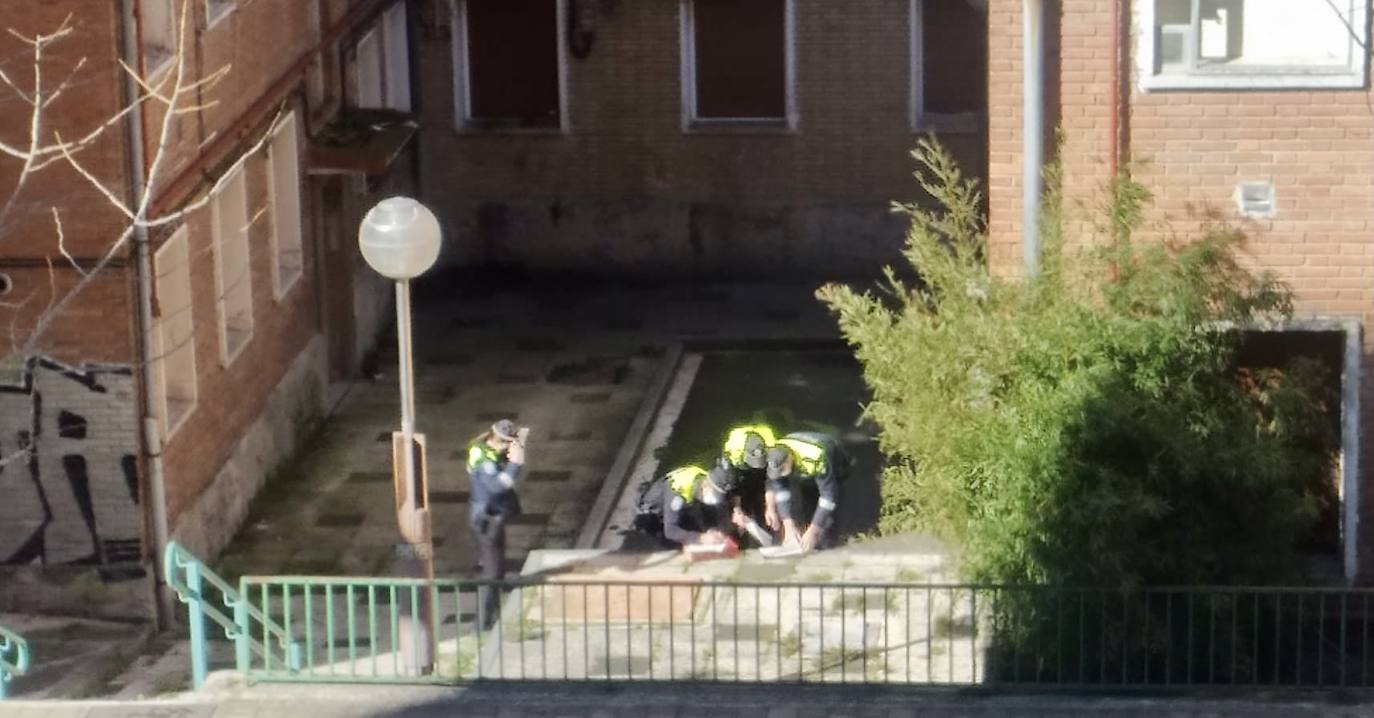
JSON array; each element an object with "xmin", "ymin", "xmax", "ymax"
[
  {"xmin": 765, "ymin": 446, "xmax": 794, "ymax": 479},
  {"xmin": 741, "ymin": 432, "xmax": 768, "ymax": 470},
  {"xmin": 707, "ymin": 466, "xmax": 740, "ymax": 494}
]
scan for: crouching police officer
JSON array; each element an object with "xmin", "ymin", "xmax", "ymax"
[
  {"xmin": 466, "ymin": 419, "xmax": 526, "ymax": 629},
  {"xmin": 765, "ymin": 431, "xmax": 848, "ymax": 553},
  {"xmin": 719, "ymin": 424, "xmax": 774, "ymax": 526},
  {"xmin": 634, "ymin": 465, "xmax": 748, "ymax": 549}
]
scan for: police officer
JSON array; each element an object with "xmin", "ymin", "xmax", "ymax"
[
  {"xmin": 635, "ymin": 465, "xmax": 747, "ymax": 549},
  {"xmin": 765, "ymin": 431, "xmax": 847, "ymax": 553},
  {"xmin": 718, "ymin": 424, "xmax": 775, "ymax": 532},
  {"xmin": 466, "ymin": 419, "xmax": 526, "ymax": 629}
]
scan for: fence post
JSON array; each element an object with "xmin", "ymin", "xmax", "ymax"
[
  {"xmin": 234, "ymin": 578, "xmax": 250, "ymax": 674},
  {"xmin": 187, "ymin": 561, "xmax": 208, "ymax": 689}
]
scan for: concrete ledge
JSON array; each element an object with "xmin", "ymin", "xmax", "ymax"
[{"xmin": 574, "ymin": 343, "xmax": 684, "ymax": 549}]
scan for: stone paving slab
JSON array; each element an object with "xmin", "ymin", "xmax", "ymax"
[{"xmin": 8, "ymin": 684, "xmax": 1374, "ymax": 717}]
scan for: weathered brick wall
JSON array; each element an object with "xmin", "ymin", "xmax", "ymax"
[
  {"xmin": 0, "ymin": 0, "xmax": 345, "ymax": 585},
  {"xmin": 417, "ymin": 0, "xmax": 986, "ymax": 279},
  {"xmin": 159, "ymin": 107, "xmax": 322, "ymax": 526},
  {"xmin": 986, "ymin": 0, "xmax": 1374, "ymax": 578}
]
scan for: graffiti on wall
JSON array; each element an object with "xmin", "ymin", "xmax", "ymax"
[{"xmin": 0, "ymin": 357, "xmax": 143, "ymax": 578}]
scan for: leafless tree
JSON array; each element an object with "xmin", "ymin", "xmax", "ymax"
[{"xmin": 0, "ymin": 0, "xmax": 280, "ymax": 464}]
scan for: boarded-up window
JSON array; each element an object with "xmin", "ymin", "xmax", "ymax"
[
  {"xmin": 912, "ymin": 0, "xmax": 986, "ymax": 131},
  {"xmin": 690, "ymin": 0, "xmax": 788, "ymax": 120},
  {"xmin": 268, "ymin": 112, "xmax": 304, "ymax": 298},
  {"xmin": 211, "ymin": 165, "xmax": 253, "ymax": 364},
  {"xmin": 460, "ymin": 0, "xmax": 560, "ymax": 128},
  {"xmin": 153, "ymin": 226, "xmax": 197, "ymax": 437}
]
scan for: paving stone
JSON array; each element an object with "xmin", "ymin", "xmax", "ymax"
[
  {"xmin": 515, "ymin": 337, "xmax": 565, "ymax": 352},
  {"xmin": 507, "ymin": 513, "xmax": 551, "ymax": 527},
  {"xmin": 496, "ymin": 373, "xmax": 541, "ymax": 384},
  {"xmin": 348, "ymin": 471, "xmax": 391, "ymax": 484},
  {"xmin": 476, "ymin": 411, "xmax": 520, "ymax": 422},
  {"xmin": 431, "ymin": 491, "xmax": 469, "ymax": 503},
  {"xmin": 317, "ymin": 514, "xmax": 366, "ymax": 528},
  {"xmin": 602, "ymin": 318, "xmax": 644, "ymax": 330},
  {"xmin": 526, "ymin": 471, "xmax": 571, "ymax": 483},
  {"xmin": 549, "ymin": 430, "xmax": 593, "ymax": 441},
  {"xmin": 570, "ymin": 391, "xmax": 613, "ymax": 404}
]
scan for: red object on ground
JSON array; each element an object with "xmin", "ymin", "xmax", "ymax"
[{"xmin": 686, "ymin": 537, "xmax": 740, "ymax": 562}]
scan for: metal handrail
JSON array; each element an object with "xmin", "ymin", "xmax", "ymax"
[
  {"xmin": 164, "ymin": 541, "xmax": 302, "ymax": 688},
  {"xmin": 171, "ymin": 542, "xmax": 1374, "ymax": 690},
  {"xmin": 0, "ymin": 625, "xmax": 30, "ymax": 700}
]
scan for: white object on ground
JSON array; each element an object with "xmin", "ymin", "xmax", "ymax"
[
  {"xmin": 742, "ymin": 518, "xmax": 774, "ymax": 547},
  {"xmin": 758, "ymin": 544, "xmax": 804, "ymax": 559}
]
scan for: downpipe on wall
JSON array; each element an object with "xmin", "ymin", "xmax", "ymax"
[
  {"xmin": 118, "ymin": 0, "xmax": 174, "ymax": 628},
  {"xmin": 1023, "ymin": 0, "xmax": 1045, "ymax": 276}
]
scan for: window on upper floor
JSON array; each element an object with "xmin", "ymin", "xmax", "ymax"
[
  {"xmin": 681, "ymin": 0, "xmax": 795, "ymax": 129},
  {"xmin": 353, "ymin": 28, "xmax": 386, "ymax": 109},
  {"xmin": 911, "ymin": 0, "xmax": 986, "ymax": 133},
  {"xmin": 383, "ymin": 3, "xmax": 412, "ymax": 112},
  {"xmin": 451, "ymin": 0, "xmax": 564, "ymax": 130},
  {"xmin": 1141, "ymin": 0, "xmax": 1369, "ymax": 89},
  {"xmin": 139, "ymin": 0, "xmax": 176, "ymax": 75},
  {"xmin": 205, "ymin": 0, "xmax": 235, "ymax": 28},
  {"xmin": 267, "ymin": 112, "xmax": 304, "ymax": 299},
  {"xmin": 153, "ymin": 226, "xmax": 197, "ymax": 438},
  {"xmin": 210, "ymin": 165, "xmax": 253, "ymax": 364}
]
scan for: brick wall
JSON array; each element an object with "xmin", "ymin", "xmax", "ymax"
[
  {"xmin": 417, "ymin": 0, "xmax": 986, "ymax": 278},
  {"xmin": 986, "ymin": 0, "xmax": 1374, "ymax": 578},
  {"xmin": 158, "ymin": 103, "xmax": 321, "ymax": 525},
  {"xmin": 0, "ymin": 0, "xmax": 356, "ymax": 586}
]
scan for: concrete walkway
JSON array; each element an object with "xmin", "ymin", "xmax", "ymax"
[
  {"xmin": 5, "ymin": 683, "xmax": 1374, "ymax": 717},
  {"xmin": 215, "ymin": 279, "xmax": 843, "ymax": 584}
]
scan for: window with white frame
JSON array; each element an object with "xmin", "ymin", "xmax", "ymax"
[
  {"xmin": 210, "ymin": 165, "xmax": 253, "ymax": 364},
  {"xmin": 451, "ymin": 0, "xmax": 565, "ymax": 130},
  {"xmin": 139, "ymin": 0, "xmax": 176, "ymax": 74},
  {"xmin": 681, "ymin": 0, "xmax": 795, "ymax": 127},
  {"xmin": 353, "ymin": 29, "xmax": 385, "ymax": 109},
  {"xmin": 383, "ymin": 2, "xmax": 412, "ymax": 112},
  {"xmin": 153, "ymin": 226, "xmax": 197, "ymax": 437},
  {"xmin": 205, "ymin": 0, "xmax": 235, "ymax": 27},
  {"xmin": 911, "ymin": 0, "xmax": 986, "ymax": 132},
  {"xmin": 268, "ymin": 112, "xmax": 304, "ymax": 299},
  {"xmin": 1141, "ymin": 0, "xmax": 1368, "ymax": 89}
]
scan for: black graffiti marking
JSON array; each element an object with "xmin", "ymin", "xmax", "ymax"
[
  {"xmin": 57, "ymin": 410, "xmax": 87, "ymax": 439},
  {"xmin": 121, "ymin": 454, "xmax": 139, "ymax": 506},
  {"xmin": 0, "ymin": 359, "xmax": 141, "ymax": 572},
  {"xmin": 61, "ymin": 454, "xmax": 102, "ymax": 564}
]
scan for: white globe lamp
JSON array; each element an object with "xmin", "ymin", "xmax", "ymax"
[{"xmin": 358, "ymin": 196, "xmax": 442, "ymax": 280}]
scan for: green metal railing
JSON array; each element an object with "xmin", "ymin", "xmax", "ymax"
[
  {"xmin": 166, "ymin": 544, "xmax": 1374, "ymax": 689},
  {"xmin": 0, "ymin": 624, "xmax": 29, "ymax": 700},
  {"xmin": 164, "ymin": 541, "xmax": 302, "ymax": 688}
]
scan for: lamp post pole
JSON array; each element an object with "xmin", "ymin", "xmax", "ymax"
[{"xmin": 359, "ymin": 197, "xmax": 442, "ymax": 675}]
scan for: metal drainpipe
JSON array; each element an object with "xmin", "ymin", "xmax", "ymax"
[
  {"xmin": 117, "ymin": 0, "xmax": 174, "ymax": 628},
  {"xmin": 1022, "ymin": 0, "xmax": 1045, "ymax": 276}
]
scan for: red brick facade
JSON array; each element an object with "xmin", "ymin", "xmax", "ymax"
[
  {"xmin": 0, "ymin": 0, "xmax": 405, "ymax": 604},
  {"xmin": 416, "ymin": 0, "xmax": 986, "ymax": 277},
  {"xmin": 987, "ymin": 0, "xmax": 1374, "ymax": 578}
]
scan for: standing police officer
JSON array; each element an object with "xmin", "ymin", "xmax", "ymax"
[{"xmin": 466, "ymin": 419, "xmax": 526, "ymax": 629}]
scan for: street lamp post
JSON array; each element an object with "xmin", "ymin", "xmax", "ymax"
[{"xmin": 358, "ymin": 197, "xmax": 442, "ymax": 675}]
